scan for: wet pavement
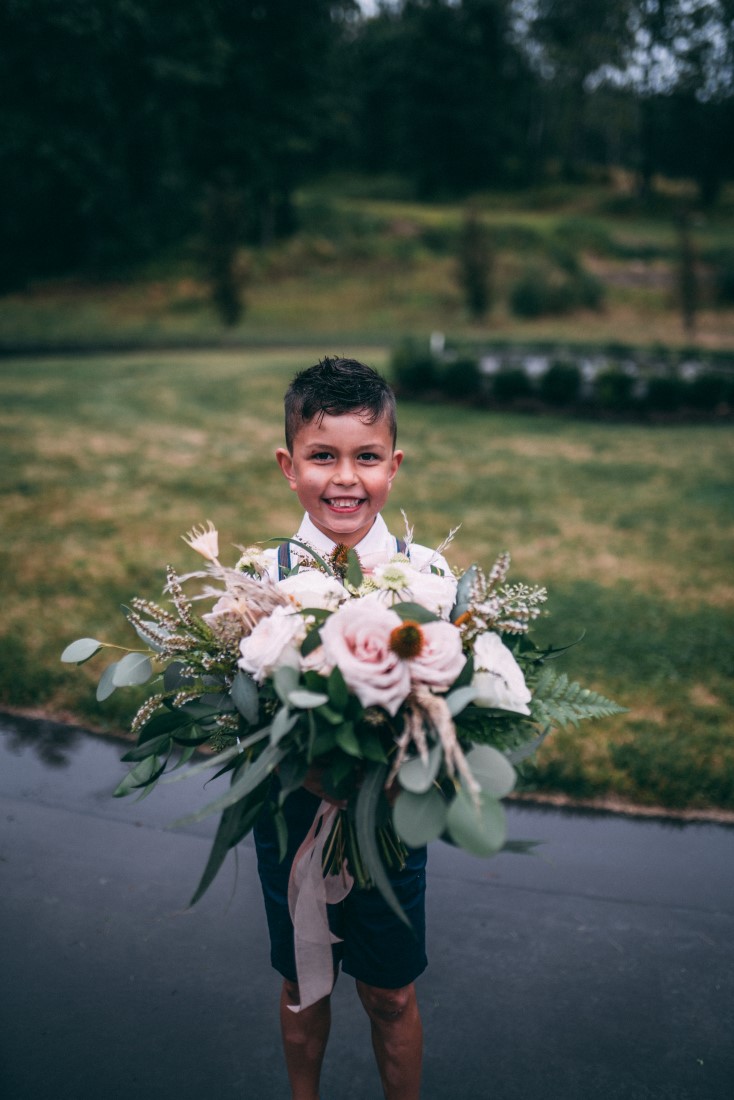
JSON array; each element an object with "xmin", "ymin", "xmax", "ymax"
[{"xmin": 1, "ymin": 710, "xmax": 733, "ymax": 1100}]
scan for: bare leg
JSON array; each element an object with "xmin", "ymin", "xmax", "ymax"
[
  {"xmin": 280, "ymin": 979, "xmax": 331, "ymax": 1100},
  {"xmin": 356, "ymin": 980, "xmax": 423, "ymax": 1100}
]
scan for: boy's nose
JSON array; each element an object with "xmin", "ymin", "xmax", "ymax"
[{"xmin": 333, "ymin": 459, "xmax": 358, "ymax": 485}]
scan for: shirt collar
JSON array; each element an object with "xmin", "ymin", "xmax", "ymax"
[{"xmin": 295, "ymin": 513, "xmax": 394, "ymax": 558}]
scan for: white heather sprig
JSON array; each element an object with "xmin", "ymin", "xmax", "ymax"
[
  {"xmin": 131, "ymin": 694, "xmax": 166, "ymax": 735},
  {"xmin": 461, "ymin": 555, "xmax": 547, "ymax": 642}
]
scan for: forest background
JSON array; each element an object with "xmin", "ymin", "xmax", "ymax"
[{"xmin": 1, "ymin": 0, "xmax": 733, "ymax": 816}]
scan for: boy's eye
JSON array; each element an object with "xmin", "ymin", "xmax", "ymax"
[
  {"xmin": 311, "ymin": 451, "xmax": 333, "ymax": 461},
  {"xmin": 358, "ymin": 452, "xmax": 380, "ymax": 462}
]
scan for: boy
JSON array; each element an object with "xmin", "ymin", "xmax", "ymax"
[{"xmin": 255, "ymin": 357, "xmax": 449, "ymax": 1100}]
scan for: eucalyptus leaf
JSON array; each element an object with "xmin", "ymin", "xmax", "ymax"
[
  {"xmin": 451, "ymin": 565, "xmax": 478, "ymax": 621},
  {"xmin": 397, "ymin": 742, "xmax": 442, "ymax": 793},
  {"xmin": 445, "ymin": 685, "xmax": 478, "ymax": 718},
  {"xmin": 288, "ymin": 689, "xmax": 329, "ymax": 710},
  {"xmin": 271, "ymin": 707, "xmax": 299, "ymax": 746},
  {"xmin": 273, "ymin": 664, "xmax": 300, "ymax": 704},
  {"xmin": 121, "ymin": 734, "xmax": 173, "ymax": 762},
  {"xmin": 392, "ymin": 601, "xmax": 440, "ymax": 624},
  {"xmin": 231, "ymin": 670, "xmax": 259, "ymax": 725},
  {"xmin": 189, "ymin": 787, "xmax": 270, "ymax": 906},
  {"xmin": 96, "ymin": 661, "xmax": 120, "ymax": 701},
  {"xmin": 60, "ymin": 637, "xmax": 103, "ymax": 664},
  {"xmin": 335, "ymin": 722, "xmax": 361, "ymax": 757},
  {"xmin": 327, "ymin": 666, "xmax": 349, "ymax": 713},
  {"xmin": 355, "ymin": 764, "xmax": 410, "ymax": 927},
  {"xmin": 130, "ymin": 620, "xmax": 166, "ymax": 653},
  {"xmin": 393, "ymin": 787, "xmax": 447, "ymax": 847},
  {"xmin": 466, "ymin": 745, "xmax": 517, "ymax": 799},
  {"xmin": 163, "ymin": 662, "xmax": 192, "ymax": 692},
  {"xmin": 171, "ymin": 742, "xmax": 286, "ymax": 827},
  {"xmin": 112, "ymin": 652, "xmax": 154, "ymax": 687},
  {"xmin": 446, "ymin": 789, "xmax": 506, "ymax": 857},
  {"xmin": 161, "ymin": 725, "xmax": 271, "ymax": 783}
]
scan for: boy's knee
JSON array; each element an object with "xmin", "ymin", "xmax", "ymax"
[{"xmin": 356, "ymin": 980, "xmax": 415, "ymax": 1023}]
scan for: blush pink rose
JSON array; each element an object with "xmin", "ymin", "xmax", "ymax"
[
  {"xmin": 319, "ymin": 602, "xmax": 411, "ymax": 716},
  {"xmin": 409, "ymin": 620, "xmax": 466, "ymax": 692}
]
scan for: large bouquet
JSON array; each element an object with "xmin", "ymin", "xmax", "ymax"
[{"xmin": 62, "ymin": 521, "xmax": 622, "ymax": 926}]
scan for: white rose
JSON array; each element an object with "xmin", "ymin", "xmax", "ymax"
[
  {"xmin": 472, "ymin": 631, "xmax": 532, "ymax": 715},
  {"xmin": 409, "ymin": 620, "xmax": 466, "ymax": 692},
  {"xmin": 275, "ymin": 570, "xmax": 346, "ymax": 611},
  {"xmin": 238, "ymin": 606, "xmax": 307, "ymax": 683},
  {"xmin": 319, "ymin": 601, "xmax": 411, "ymax": 716}
]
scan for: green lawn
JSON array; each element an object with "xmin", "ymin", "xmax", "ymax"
[{"xmin": 2, "ymin": 349, "xmax": 732, "ymax": 812}]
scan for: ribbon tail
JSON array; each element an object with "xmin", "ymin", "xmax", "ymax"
[{"xmin": 286, "ymin": 800, "xmax": 354, "ymax": 1013}]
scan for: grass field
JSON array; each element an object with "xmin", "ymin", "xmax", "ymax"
[{"xmin": 2, "ymin": 348, "xmax": 732, "ymax": 813}]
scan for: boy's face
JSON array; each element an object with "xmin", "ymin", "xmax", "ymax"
[{"xmin": 276, "ymin": 411, "xmax": 403, "ymax": 547}]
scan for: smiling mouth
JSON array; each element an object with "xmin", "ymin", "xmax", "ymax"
[{"xmin": 324, "ymin": 497, "xmax": 366, "ymax": 510}]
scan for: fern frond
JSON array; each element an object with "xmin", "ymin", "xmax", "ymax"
[{"xmin": 530, "ymin": 667, "xmax": 626, "ymax": 730}]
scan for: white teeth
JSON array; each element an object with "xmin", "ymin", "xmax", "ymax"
[{"xmin": 328, "ymin": 498, "xmax": 363, "ymax": 509}]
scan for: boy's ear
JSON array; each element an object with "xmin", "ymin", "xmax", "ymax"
[
  {"xmin": 389, "ymin": 449, "xmax": 404, "ymax": 487},
  {"xmin": 275, "ymin": 447, "xmax": 297, "ymax": 490}
]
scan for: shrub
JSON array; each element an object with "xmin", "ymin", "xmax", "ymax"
[
  {"xmin": 645, "ymin": 375, "xmax": 686, "ymax": 412},
  {"xmin": 390, "ymin": 341, "xmax": 438, "ymax": 396},
  {"xmin": 510, "ymin": 268, "xmax": 567, "ymax": 318},
  {"xmin": 573, "ymin": 270, "xmax": 605, "ymax": 310},
  {"xmin": 437, "ymin": 356, "xmax": 481, "ymax": 400},
  {"xmin": 492, "ymin": 368, "xmax": 533, "ymax": 403},
  {"xmin": 596, "ymin": 369, "xmax": 635, "ymax": 410},
  {"xmin": 540, "ymin": 361, "xmax": 582, "ymax": 405},
  {"xmin": 687, "ymin": 372, "xmax": 731, "ymax": 410}
]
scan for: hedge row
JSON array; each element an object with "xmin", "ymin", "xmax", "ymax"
[{"xmin": 390, "ymin": 341, "xmax": 734, "ymax": 416}]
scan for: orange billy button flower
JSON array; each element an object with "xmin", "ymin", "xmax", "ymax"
[{"xmin": 389, "ymin": 620, "xmax": 425, "ymax": 660}]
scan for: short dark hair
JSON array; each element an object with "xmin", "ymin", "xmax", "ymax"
[{"xmin": 283, "ymin": 356, "xmax": 397, "ymax": 452}]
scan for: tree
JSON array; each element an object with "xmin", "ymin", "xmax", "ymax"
[{"xmin": 348, "ymin": 0, "xmax": 537, "ymax": 195}]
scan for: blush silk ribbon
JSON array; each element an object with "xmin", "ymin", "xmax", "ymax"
[{"xmin": 286, "ymin": 799, "xmax": 354, "ymax": 1013}]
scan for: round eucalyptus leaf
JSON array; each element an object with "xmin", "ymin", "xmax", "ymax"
[
  {"xmin": 288, "ymin": 689, "xmax": 329, "ymax": 710},
  {"xmin": 60, "ymin": 638, "xmax": 102, "ymax": 664},
  {"xmin": 393, "ymin": 787, "xmax": 448, "ymax": 847},
  {"xmin": 112, "ymin": 652, "xmax": 154, "ymax": 687},
  {"xmin": 446, "ymin": 789, "xmax": 506, "ymax": 857},
  {"xmin": 445, "ymin": 685, "xmax": 477, "ymax": 717},
  {"xmin": 231, "ymin": 669, "xmax": 259, "ymax": 725},
  {"xmin": 398, "ymin": 743, "xmax": 442, "ymax": 793},
  {"xmin": 96, "ymin": 661, "xmax": 120, "ymax": 701},
  {"xmin": 466, "ymin": 744, "xmax": 516, "ymax": 798}
]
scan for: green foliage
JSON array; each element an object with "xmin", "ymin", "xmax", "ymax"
[
  {"xmin": 540, "ymin": 361, "xmax": 582, "ymax": 405},
  {"xmin": 595, "ymin": 368, "xmax": 635, "ymax": 410},
  {"xmin": 530, "ymin": 667, "xmax": 627, "ymax": 730},
  {"xmin": 456, "ymin": 209, "xmax": 493, "ymax": 319},
  {"xmin": 492, "ymin": 367, "xmax": 533, "ymax": 402},
  {"xmin": 688, "ymin": 372, "xmax": 731, "ymax": 410},
  {"xmin": 645, "ymin": 375, "xmax": 686, "ymax": 412},
  {"xmin": 436, "ymin": 356, "xmax": 482, "ymax": 400},
  {"xmin": 390, "ymin": 341, "xmax": 438, "ymax": 396}
]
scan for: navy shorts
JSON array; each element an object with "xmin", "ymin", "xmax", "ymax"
[{"xmin": 254, "ymin": 785, "xmax": 427, "ymax": 990}]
